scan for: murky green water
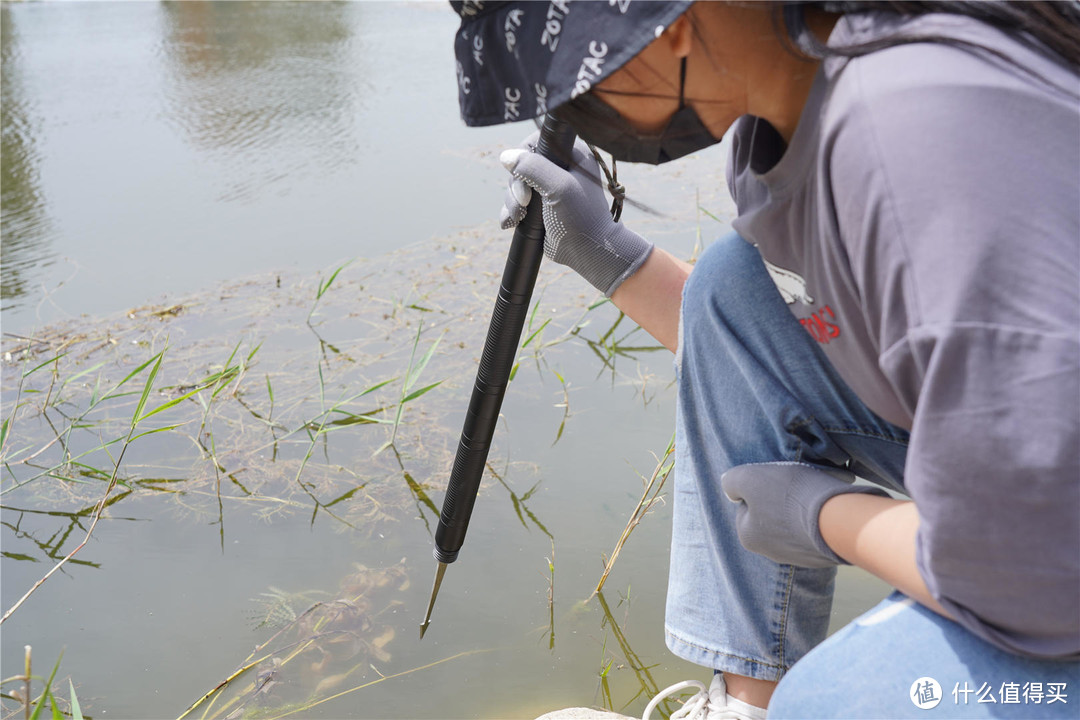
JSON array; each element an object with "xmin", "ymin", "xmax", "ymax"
[{"xmin": 1, "ymin": 3, "xmax": 891, "ymax": 718}]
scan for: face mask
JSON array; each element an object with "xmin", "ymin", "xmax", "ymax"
[{"xmin": 559, "ymin": 58, "xmax": 719, "ymax": 165}]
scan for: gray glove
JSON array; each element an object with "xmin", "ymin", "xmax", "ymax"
[
  {"xmin": 721, "ymin": 462, "xmax": 890, "ymax": 568},
  {"xmin": 499, "ymin": 136, "xmax": 653, "ymax": 297}
]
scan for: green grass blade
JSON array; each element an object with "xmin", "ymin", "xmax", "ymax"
[
  {"xmin": 554, "ymin": 417, "xmax": 566, "ymax": 446},
  {"xmin": 317, "ymin": 363, "xmax": 326, "ymax": 411},
  {"xmin": 317, "ymin": 260, "xmax": 352, "ymax": 299},
  {"xmin": 390, "ymin": 403, "xmax": 405, "ymax": 435},
  {"xmin": 139, "ymin": 386, "xmax": 202, "ymax": 422},
  {"xmin": 130, "ymin": 423, "xmax": 188, "ymax": 443},
  {"xmin": 110, "ymin": 353, "xmax": 161, "ymax": 396},
  {"xmin": 44, "ymin": 472, "xmax": 92, "ymax": 485},
  {"xmin": 48, "ymin": 690, "xmax": 62, "ymax": 720},
  {"xmin": 325, "ymin": 412, "xmax": 393, "ymax": 427},
  {"xmin": 314, "ymin": 423, "xmax": 366, "ymax": 437},
  {"xmin": 22, "ymin": 353, "xmax": 68, "ymax": 379},
  {"xmin": 401, "ymin": 321, "xmax": 423, "ymax": 392},
  {"xmin": 403, "ymin": 471, "xmax": 439, "ymax": 514},
  {"xmin": 97, "ymin": 389, "xmax": 144, "ymax": 404},
  {"xmin": 598, "ymin": 313, "xmax": 625, "ymax": 345},
  {"xmin": 401, "ymin": 381, "xmax": 442, "ymax": 404},
  {"xmin": 406, "ymin": 336, "xmax": 442, "ymax": 391},
  {"xmin": 69, "ymin": 681, "xmax": 84, "ymax": 720},
  {"xmin": 508, "ymin": 491, "xmax": 526, "ymax": 529},
  {"xmin": 58, "ymin": 361, "xmax": 106, "ymax": 390},
  {"xmin": 521, "ymin": 318, "xmax": 551, "ymax": 349},
  {"xmin": 400, "ymin": 322, "xmax": 433, "ymax": 392},
  {"xmin": 130, "ymin": 351, "xmax": 165, "ymax": 430},
  {"xmin": 357, "ymin": 378, "xmax": 396, "ymax": 397},
  {"xmin": 324, "ymin": 486, "xmax": 360, "ymax": 508},
  {"xmin": 209, "ymin": 341, "xmax": 242, "ymax": 399},
  {"xmin": 28, "ymin": 649, "xmax": 63, "ymax": 720},
  {"xmin": 520, "ymin": 479, "xmax": 541, "ymax": 502},
  {"xmin": 526, "ymin": 299, "xmax": 541, "ymax": 330},
  {"xmin": 69, "ymin": 461, "xmax": 111, "ymax": 479},
  {"xmin": 220, "ymin": 340, "xmax": 241, "ymax": 373},
  {"xmin": 697, "ymin": 204, "xmax": 724, "ymax": 224}
]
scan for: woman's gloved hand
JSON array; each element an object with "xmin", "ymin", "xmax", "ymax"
[
  {"xmin": 721, "ymin": 462, "xmax": 891, "ymax": 568},
  {"xmin": 499, "ymin": 135, "xmax": 653, "ymax": 297}
]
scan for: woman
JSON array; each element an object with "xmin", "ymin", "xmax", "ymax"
[{"xmin": 451, "ymin": 2, "xmax": 1079, "ymax": 717}]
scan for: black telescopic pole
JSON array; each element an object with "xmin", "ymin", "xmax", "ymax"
[{"xmin": 420, "ymin": 112, "xmax": 578, "ymax": 638}]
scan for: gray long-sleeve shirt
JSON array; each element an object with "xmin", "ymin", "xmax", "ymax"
[{"xmin": 727, "ymin": 11, "xmax": 1079, "ymax": 659}]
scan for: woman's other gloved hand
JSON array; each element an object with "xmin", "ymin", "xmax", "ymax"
[
  {"xmin": 499, "ymin": 135, "xmax": 653, "ymax": 297},
  {"xmin": 721, "ymin": 462, "xmax": 891, "ymax": 568}
]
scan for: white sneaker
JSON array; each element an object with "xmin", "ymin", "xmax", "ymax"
[
  {"xmin": 643, "ymin": 673, "xmax": 767, "ymax": 720},
  {"xmin": 534, "ymin": 673, "xmax": 767, "ymax": 720}
]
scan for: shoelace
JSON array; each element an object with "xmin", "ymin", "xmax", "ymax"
[{"xmin": 642, "ymin": 679, "xmax": 710, "ymax": 720}]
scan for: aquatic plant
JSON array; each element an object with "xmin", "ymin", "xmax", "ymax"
[
  {"xmin": 0, "ymin": 646, "xmax": 84, "ymax": 720},
  {"xmin": 594, "ymin": 434, "xmax": 676, "ymax": 597},
  {"xmin": 1, "ymin": 230, "xmax": 685, "ymax": 717}
]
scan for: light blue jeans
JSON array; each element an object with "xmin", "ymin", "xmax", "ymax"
[{"xmin": 665, "ymin": 233, "xmax": 1078, "ymax": 717}]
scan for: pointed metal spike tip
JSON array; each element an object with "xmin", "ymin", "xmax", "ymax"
[{"xmin": 419, "ymin": 561, "xmax": 447, "ymax": 640}]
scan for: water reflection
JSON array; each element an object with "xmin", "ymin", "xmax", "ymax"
[
  {"xmin": 1, "ymin": 5, "xmax": 56, "ymax": 310},
  {"xmin": 596, "ymin": 591, "xmax": 679, "ymax": 716},
  {"xmin": 0, "ymin": 1, "xmax": 521, "ymax": 334},
  {"xmin": 158, "ymin": 1, "xmax": 361, "ymax": 202}
]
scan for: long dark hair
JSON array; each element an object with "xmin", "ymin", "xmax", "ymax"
[{"xmin": 781, "ymin": 1, "xmax": 1080, "ymax": 91}]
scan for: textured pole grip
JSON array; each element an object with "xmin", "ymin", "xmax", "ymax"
[{"xmin": 434, "ymin": 113, "xmax": 577, "ymax": 563}]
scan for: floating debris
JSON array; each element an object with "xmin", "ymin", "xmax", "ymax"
[{"xmin": 183, "ymin": 560, "xmax": 410, "ymax": 720}]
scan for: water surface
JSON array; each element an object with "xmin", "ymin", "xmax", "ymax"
[{"xmin": 0, "ymin": 3, "xmax": 891, "ymax": 718}]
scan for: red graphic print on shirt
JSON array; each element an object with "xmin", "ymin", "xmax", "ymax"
[
  {"xmin": 799, "ymin": 305, "xmax": 842, "ymax": 345},
  {"xmin": 761, "ymin": 256, "xmax": 842, "ymax": 345}
]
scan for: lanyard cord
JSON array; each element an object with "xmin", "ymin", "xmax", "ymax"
[
  {"xmin": 585, "ymin": 143, "xmax": 626, "ymax": 223},
  {"xmin": 573, "ymin": 57, "xmax": 687, "ymax": 223}
]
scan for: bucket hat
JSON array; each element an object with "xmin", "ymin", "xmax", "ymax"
[{"xmin": 450, "ymin": 1, "xmax": 693, "ymax": 127}]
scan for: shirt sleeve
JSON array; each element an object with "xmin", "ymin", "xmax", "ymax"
[{"xmin": 825, "ymin": 35, "xmax": 1080, "ymax": 659}]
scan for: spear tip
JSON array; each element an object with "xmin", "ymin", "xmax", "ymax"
[{"xmin": 419, "ymin": 561, "xmax": 447, "ymax": 640}]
